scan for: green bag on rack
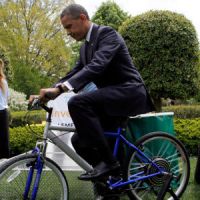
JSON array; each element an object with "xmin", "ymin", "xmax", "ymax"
[{"xmin": 126, "ymin": 112, "xmax": 175, "ymax": 142}]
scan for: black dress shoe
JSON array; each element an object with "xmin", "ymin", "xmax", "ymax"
[{"xmin": 78, "ymin": 161, "xmax": 120, "ymax": 181}]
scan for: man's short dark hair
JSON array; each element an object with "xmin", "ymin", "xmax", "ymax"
[{"xmin": 60, "ymin": 4, "xmax": 89, "ymax": 20}]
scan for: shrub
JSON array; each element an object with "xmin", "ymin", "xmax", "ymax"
[
  {"xmin": 119, "ymin": 10, "xmax": 199, "ymax": 111},
  {"xmin": 8, "ymin": 116, "xmax": 200, "ymax": 156},
  {"xmin": 163, "ymin": 105, "xmax": 200, "ymax": 118},
  {"xmin": 9, "ymin": 110, "xmax": 46, "ymax": 127},
  {"xmin": 174, "ymin": 118, "xmax": 200, "ymax": 155},
  {"xmin": 8, "ymin": 88, "xmax": 28, "ymax": 111},
  {"xmin": 9, "ymin": 125, "xmax": 44, "ymax": 156}
]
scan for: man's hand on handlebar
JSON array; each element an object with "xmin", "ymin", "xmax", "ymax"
[
  {"xmin": 29, "ymin": 84, "xmax": 69, "ymax": 106},
  {"xmin": 39, "ymin": 88, "xmax": 60, "ymax": 103},
  {"xmin": 29, "ymin": 87, "xmax": 61, "ymax": 105}
]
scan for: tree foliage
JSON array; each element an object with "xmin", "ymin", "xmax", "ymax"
[
  {"xmin": 11, "ymin": 60, "xmax": 52, "ymax": 96},
  {"xmin": 119, "ymin": 10, "xmax": 199, "ymax": 110},
  {"xmin": 92, "ymin": 0, "xmax": 129, "ymax": 30},
  {"xmin": 0, "ymin": 0, "xmax": 74, "ymax": 95}
]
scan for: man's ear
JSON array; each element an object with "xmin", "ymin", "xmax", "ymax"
[{"xmin": 80, "ymin": 14, "xmax": 87, "ymax": 21}]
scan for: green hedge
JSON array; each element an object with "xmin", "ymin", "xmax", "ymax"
[
  {"xmin": 174, "ymin": 118, "xmax": 200, "ymax": 155},
  {"xmin": 163, "ymin": 105, "xmax": 200, "ymax": 119},
  {"xmin": 9, "ymin": 118, "xmax": 200, "ymax": 156},
  {"xmin": 9, "ymin": 110, "xmax": 46, "ymax": 128},
  {"xmin": 10, "ymin": 125, "xmax": 43, "ymax": 156},
  {"xmin": 163, "ymin": 105, "xmax": 200, "ymax": 155},
  {"xmin": 8, "ymin": 108, "xmax": 200, "ymax": 156}
]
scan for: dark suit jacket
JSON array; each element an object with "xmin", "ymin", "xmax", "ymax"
[{"xmin": 58, "ymin": 24, "xmax": 155, "ymax": 116}]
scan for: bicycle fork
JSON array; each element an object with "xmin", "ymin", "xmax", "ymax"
[{"xmin": 23, "ymin": 147, "xmax": 44, "ymax": 200}]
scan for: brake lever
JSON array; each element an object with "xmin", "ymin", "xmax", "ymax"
[
  {"xmin": 28, "ymin": 98, "xmax": 40, "ymax": 110},
  {"xmin": 32, "ymin": 98, "xmax": 40, "ymax": 106}
]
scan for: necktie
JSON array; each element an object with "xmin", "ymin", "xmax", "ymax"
[{"xmin": 85, "ymin": 41, "xmax": 89, "ymax": 64}]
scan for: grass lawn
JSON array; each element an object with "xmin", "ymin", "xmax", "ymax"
[{"xmin": 180, "ymin": 157, "xmax": 200, "ymax": 200}]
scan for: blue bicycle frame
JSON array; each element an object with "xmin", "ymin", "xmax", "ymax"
[
  {"xmin": 104, "ymin": 127, "xmax": 165, "ymax": 189},
  {"xmin": 23, "ymin": 147, "xmax": 43, "ymax": 200},
  {"xmin": 23, "ymin": 127, "xmax": 166, "ymax": 200}
]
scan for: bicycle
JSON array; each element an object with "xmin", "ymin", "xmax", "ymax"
[{"xmin": 0, "ymin": 99, "xmax": 190, "ymax": 200}]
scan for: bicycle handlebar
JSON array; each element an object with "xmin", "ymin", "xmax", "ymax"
[
  {"xmin": 29, "ymin": 89, "xmax": 62, "ymax": 113},
  {"xmin": 29, "ymin": 98, "xmax": 52, "ymax": 113}
]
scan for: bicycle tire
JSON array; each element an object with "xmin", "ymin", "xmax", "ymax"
[
  {"xmin": 194, "ymin": 144, "xmax": 200, "ymax": 184},
  {"xmin": 123, "ymin": 132, "xmax": 190, "ymax": 200},
  {"xmin": 0, "ymin": 153, "xmax": 69, "ymax": 200}
]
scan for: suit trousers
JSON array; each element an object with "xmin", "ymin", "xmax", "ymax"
[
  {"xmin": 68, "ymin": 83, "xmax": 152, "ymax": 166},
  {"xmin": 71, "ymin": 118, "xmax": 126, "ymax": 167},
  {"xmin": 0, "ymin": 109, "xmax": 10, "ymax": 158}
]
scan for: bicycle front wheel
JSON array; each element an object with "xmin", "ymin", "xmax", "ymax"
[
  {"xmin": 0, "ymin": 153, "xmax": 69, "ymax": 200},
  {"xmin": 124, "ymin": 132, "xmax": 190, "ymax": 200}
]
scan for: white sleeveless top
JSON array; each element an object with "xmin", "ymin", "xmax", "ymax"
[{"xmin": 0, "ymin": 79, "xmax": 9, "ymax": 110}]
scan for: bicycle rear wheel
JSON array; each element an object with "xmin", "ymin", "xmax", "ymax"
[
  {"xmin": 0, "ymin": 153, "xmax": 69, "ymax": 200},
  {"xmin": 124, "ymin": 132, "xmax": 190, "ymax": 200}
]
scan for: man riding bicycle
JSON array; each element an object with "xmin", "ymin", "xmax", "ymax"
[{"xmin": 29, "ymin": 3, "xmax": 155, "ymax": 199}]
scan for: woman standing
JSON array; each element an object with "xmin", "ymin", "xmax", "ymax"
[{"xmin": 0, "ymin": 59, "xmax": 9, "ymax": 158}]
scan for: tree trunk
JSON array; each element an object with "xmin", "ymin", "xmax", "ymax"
[{"xmin": 152, "ymin": 97, "xmax": 162, "ymax": 112}]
